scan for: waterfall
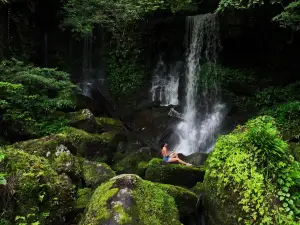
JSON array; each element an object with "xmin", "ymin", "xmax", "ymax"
[
  {"xmin": 81, "ymin": 34, "xmax": 93, "ymax": 97},
  {"xmin": 150, "ymin": 57, "xmax": 181, "ymax": 106},
  {"xmin": 175, "ymin": 14, "xmax": 224, "ymax": 155}
]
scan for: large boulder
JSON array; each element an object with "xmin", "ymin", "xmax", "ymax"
[
  {"xmin": 96, "ymin": 117, "xmax": 123, "ymax": 132},
  {"xmin": 69, "ymin": 109, "xmax": 98, "ymax": 133},
  {"xmin": 184, "ymin": 152, "xmax": 207, "ymax": 166},
  {"xmin": 75, "ymin": 188, "xmax": 94, "ymax": 210},
  {"xmin": 80, "ymin": 174, "xmax": 181, "ymax": 225},
  {"xmin": 112, "ymin": 147, "xmax": 153, "ymax": 174},
  {"xmin": 0, "ymin": 148, "xmax": 75, "ymax": 224},
  {"xmin": 10, "ymin": 138, "xmax": 116, "ymax": 188},
  {"xmin": 156, "ymin": 183, "xmax": 198, "ymax": 219},
  {"xmin": 131, "ymin": 106, "xmax": 181, "ymax": 145},
  {"xmin": 68, "ymin": 108, "xmax": 124, "ymax": 134},
  {"xmin": 144, "ymin": 158, "xmax": 205, "ymax": 188},
  {"xmin": 82, "ymin": 160, "xmax": 116, "ymax": 188},
  {"xmin": 12, "ymin": 127, "xmax": 120, "ymax": 161}
]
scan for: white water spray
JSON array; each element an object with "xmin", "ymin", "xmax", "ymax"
[
  {"xmin": 175, "ymin": 14, "xmax": 224, "ymax": 155},
  {"xmin": 151, "ymin": 57, "xmax": 180, "ymax": 106}
]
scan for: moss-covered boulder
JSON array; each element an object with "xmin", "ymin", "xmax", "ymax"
[
  {"xmin": 51, "ymin": 148, "xmax": 82, "ymax": 177},
  {"xmin": 82, "ymin": 160, "xmax": 116, "ymax": 188},
  {"xmin": 144, "ymin": 158, "xmax": 205, "ymax": 188},
  {"xmin": 12, "ymin": 127, "xmax": 119, "ymax": 160},
  {"xmin": 80, "ymin": 174, "xmax": 181, "ymax": 225},
  {"xmin": 156, "ymin": 183, "xmax": 198, "ymax": 219},
  {"xmin": 112, "ymin": 147, "xmax": 153, "ymax": 174},
  {"xmin": 96, "ymin": 117, "xmax": 123, "ymax": 131},
  {"xmin": 0, "ymin": 148, "xmax": 75, "ymax": 224},
  {"xmin": 69, "ymin": 109, "xmax": 98, "ymax": 133},
  {"xmin": 191, "ymin": 182, "xmax": 203, "ymax": 195},
  {"xmin": 75, "ymin": 188, "xmax": 94, "ymax": 209}
]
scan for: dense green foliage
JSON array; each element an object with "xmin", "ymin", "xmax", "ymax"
[
  {"xmin": 0, "ymin": 59, "xmax": 79, "ymax": 140},
  {"xmin": 0, "ymin": 147, "xmax": 75, "ymax": 224},
  {"xmin": 217, "ymin": 0, "xmax": 281, "ymax": 11},
  {"xmin": 63, "ymin": 0, "xmax": 197, "ymax": 96},
  {"xmin": 204, "ymin": 116, "xmax": 300, "ymax": 224},
  {"xmin": 273, "ymin": 0, "xmax": 300, "ymax": 31},
  {"xmin": 217, "ymin": 0, "xmax": 300, "ymax": 31},
  {"xmin": 63, "ymin": 0, "xmax": 195, "ymax": 34}
]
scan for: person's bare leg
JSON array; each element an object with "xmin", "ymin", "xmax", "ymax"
[
  {"xmin": 168, "ymin": 156, "xmax": 191, "ymax": 166},
  {"xmin": 168, "ymin": 158, "xmax": 185, "ymax": 165},
  {"xmin": 175, "ymin": 156, "xmax": 192, "ymax": 166}
]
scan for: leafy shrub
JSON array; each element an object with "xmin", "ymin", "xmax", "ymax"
[
  {"xmin": 261, "ymin": 101, "xmax": 300, "ymax": 140},
  {"xmin": 204, "ymin": 116, "xmax": 300, "ymax": 224},
  {"xmin": 63, "ymin": 0, "xmax": 195, "ymax": 34},
  {"xmin": 0, "ymin": 59, "xmax": 79, "ymax": 140},
  {"xmin": 108, "ymin": 52, "xmax": 146, "ymax": 95}
]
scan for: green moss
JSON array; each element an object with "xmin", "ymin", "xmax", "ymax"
[
  {"xmin": 144, "ymin": 158, "xmax": 205, "ymax": 188},
  {"xmin": 76, "ymin": 188, "xmax": 94, "ymax": 209},
  {"xmin": 132, "ymin": 178, "xmax": 181, "ymax": 225},
  {"xmin": 112, "ymin": 202, "xmax": 132, "ymax": 224},
  {"xmin": 136, "ymin": 161, "xmax": 149, "ymax": 177},
  {"xmin": 191, "ymin": 182, "xmax": 203, "ymax": 195},
  {"xmin": 98, "ymin": 130, "xmax": 120, "ymax": 143},
  {"xmin": 52, "ymin": 151, "xmax": 82, "ymax": 175},
  {"xmin": 156, "ymin": 183, "xmax": 198, "ymax": 218},
  {"xmin": 82, "ymin": 160, "xmax": 116, "ymax": 188},
  {"xmin": 96, "ymin": 117, "xmax": 123, "ymax": 128},
  {"xmin": 80, "ymin": 174, "xmax": 181, "ymax": 225},
  {"xmin": 71, "ymin": 109, "xmax": 94, "ymax": 121},
  {"xmin": 12, "ymin": 135, "xmax": 64, "ymax": 158},
  {"xmin": 12, "ymin": 127, "xmax": 117, "ymax": 157},
  {"xmin": 80, "ymin": 180, "xmax": 118, "ymax": 224},
  {"xmin": 1, "ymin": 147, "xmax": 75, "ymax": 224},
  {"xmin": 112, "ymin": 150, "xmax": 152, "ymax": 174}
]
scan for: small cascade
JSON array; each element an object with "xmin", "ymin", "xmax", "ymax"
[
  {"xmin": 151, "ymin": 57, "xmax": 181, "ymax": 106},
  {"xmin": 175, "ymin": 14, "xmax": 224, "ymax": 155},
  {"xmin": 81, "ymin": 34, "xmax": 93, "ymax": 97}
]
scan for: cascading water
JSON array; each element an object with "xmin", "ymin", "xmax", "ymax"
[
  {"xmin": 151, "ymin": 57, "xmax": 181, "ymax": 106},
  {"xmin": 175, "ymin": 14, "xmax": 226, "ymax": 155},
  {"xmin": 81, "ymin": 34, "xmax": 93, "ymax": 97}
]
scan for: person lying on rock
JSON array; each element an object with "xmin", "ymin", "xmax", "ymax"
[{"xmin": 161, "ymin": 143, "xmax": 192, "ymax": 166}]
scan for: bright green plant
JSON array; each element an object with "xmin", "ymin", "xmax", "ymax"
[
  {"xmin": 204, "ymin": 116, "xmax": 299, "ymax": 224},
  {"xmin": 273, "ymin": 0, "xmax": 300, "ymax": 31},
  {"xmin": 0, "ymin": 59, "xmax": 79, "ymax": 139}
]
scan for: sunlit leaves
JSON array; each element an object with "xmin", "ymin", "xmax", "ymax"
[
  {"xmin": 205, "ymin": 116, "xmax": 300, "ymax": 224},
  {"xmin": 0, "ymin": 59, "xmax": 79, "ymax": 138},
  {"xmin": 273, "ymin": 0, "xmax": 300, "ymax": 31}
]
